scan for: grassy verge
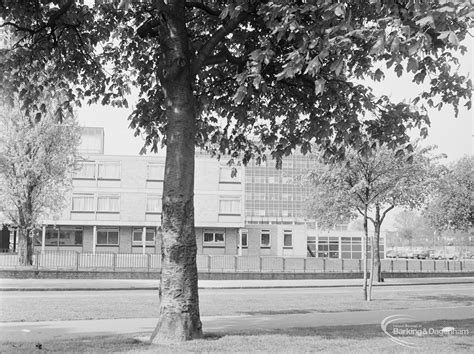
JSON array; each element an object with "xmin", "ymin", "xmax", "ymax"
[
  {"xmin": 1, "ymin": 286, "xmax": 472, "ymax": 322},
  {"xmin": 1, "ymin": 319, "xmax": 472, "ymax": 353}
]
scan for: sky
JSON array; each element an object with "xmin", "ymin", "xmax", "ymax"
[{"xmin": 77, "ymin": 39, "xmax": 473, "ymax": 162}]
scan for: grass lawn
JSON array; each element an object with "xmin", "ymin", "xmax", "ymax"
[
  {"xmin": 1, "ymin": 319, "xmax": 472, "ymax": 353},
  {"xmin": 1, "ymin": 285, "xmax": 472, "ymax": 322}
]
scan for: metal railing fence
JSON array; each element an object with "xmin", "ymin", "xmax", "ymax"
[{"xmin": 0, "ymin": 251, "xmax": 473, "ymax": 273}]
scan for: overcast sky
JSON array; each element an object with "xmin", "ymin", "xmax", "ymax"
[{"xmin": 78, "ymin": 38, "xmax": 472, "ymax": 162}]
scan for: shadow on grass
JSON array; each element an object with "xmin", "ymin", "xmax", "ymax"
[
  {"xmin": 203, "ymin": 318, "xmax": 474, "ymax": 340},
  {"xmin": 412, "ymin": 294, "xmax": 473, "ymax": 305},
  {"xmin": 241, "ymin": 308, "xmax": 371, "ymax": 315}
]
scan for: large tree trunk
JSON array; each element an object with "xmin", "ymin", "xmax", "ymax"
[
  {"xmin": 150, "ymin": 3, "xmax": 202, "ymax": 343},
  {"xmin": 18, "ymin": 227, "xmax": 33, "ymax": 266}
]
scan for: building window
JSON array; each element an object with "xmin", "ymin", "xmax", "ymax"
[
  {"xmin": 283, "ymin": 230, "xmax": 292, "ymax": 248},
  {"xmin": 97, "ymin": 195, "xmax": 120, "ymax": 212},
  {"xmin": 219, "ymin": 197, "xmax": 241, "ymax": 215},
  {"xmin": 147, "ymin": 163, "xmax": 164, "ymax": 181},
  {"xmin": 97, "ymin": 161, "xmax": 120, "ymax": 179},
  {"xmin": 74, "ymin": 161, "xmax": 95, "ymax": 179},
  {"xmin": 260, "ymin": 230, "xmax": 271, "ymax": 248},
  {"xmin": 146, "ymin": 195, "xmax": 162, "ymax": 213},
  {"xmin": 240, "ymin": 231, "xmax": 248, "ymax": 247},
  {"xmin": 97, "ymin": 227, "xmax": 119, "ymax": 245},
  {"xmin": 45, "ymin": 227, "xmax": 83, "ymax": 246},
  {"xmin": 318, "ymin": 237, "xmax": 339, "ymax": 258},
  {"xmin": 132, "ymin": 227, "xmax": 155, "ymax": 246},
  {"xmin": 307, "ymin": 236, "xmax": 316, "ymax": 257},
  {"xmin": 72, "ymin": 194, "xmax": 94, "ymax": 212},
  {"xmin": 203, "ymin": 230, "xmax": 225, "ymax": 246},
  {"xmin": 219, "ymin": 167, "xmax": 241, "ymax": 183}
]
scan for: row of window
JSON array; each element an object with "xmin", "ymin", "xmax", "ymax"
[
  {"xmin": 38, "ymin": 227, "xmax": 289, "ymax": 248},
  {"xmin": 71, "ymin": 194, "xmax": 162, "ymax": 213},
  {"xmin": 307, "ymin": 236, "xmax": 385, "ymax": 259},
  {"xmin": 75, "ymin": 161, "xmax": 241, "ymax": 184},
  {"xmin": 71, "ymin": 194, "xmax": 241, "ymax": 214}
]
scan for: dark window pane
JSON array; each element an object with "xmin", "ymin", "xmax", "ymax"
[
  {"xmin": 341, "ymin": 244, "xmax": 351, "ymax": 251},
  {"xmin": 329, "ymin": 252, "xmax": 339, "ymax": 258},
  {"xmin": 74, "ymin": 231, "xmax": 83, "ymax": 245},
  {"xmin": 318, "ymin": 252, "xmax": 328, "ymax": 258},
  {"xmin": 352, "ymin": 252, "xmax": 361, "ymax": 259},
  {"xmin": 261, "ymin": 234, "xmax": 270, "ymax": 246},
  {"xmin": 204, "ymin": 233, "xmax": 213, "ymax": 242},
  {"xmin": 352, "ymin": 245, "xmax": 361, "ymax": 251},
  {"xmin": 109, "ymin": 232, "xmax": 119, "ymax": 245},
  {"xmin": 45, "ymin": 229, "xmax": 58, "ymax": 246},
  {"xmin": 132, "ymin": 231, "xmax": 141, "ymax": 242},
  {"xmin": 97, "ymin": 231, "xmax": 108, "ymax": 245},
  {"xmin": 329, "ymin": 244, "xmax": 339, "ymax": 251},
  {"xmin": 146, "ymin": 231, "xmax": 155, "ymax": 242},
  {"xmin": 241, "ymin": 233, "xmax": 248, "ymax": 246},
  {"xmin": 284, "ymin": 234, "xmax": 292, "ymax": 246},
  {"xmin": 215, "ymin": 233, "xmax": 224, "ymax": 242}
]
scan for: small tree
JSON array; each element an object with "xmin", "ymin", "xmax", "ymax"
[
  {"xmin": 0, "ymin": 104, "xmax": 80, "ymax": 265},
  {"xmin": 424, "ymin": 156, "xmax": 473, "ymax": 234},
  {"xmin": 309, "ymin": 143, "xmax": 438, "ymax": 300}
]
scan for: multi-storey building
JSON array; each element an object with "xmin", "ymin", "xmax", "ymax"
[{"xmin": 1, "ymin": 128, "xmax": 384, "ymax": 259}]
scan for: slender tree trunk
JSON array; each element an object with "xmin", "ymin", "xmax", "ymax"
[
  {"xmin": 368, "ymin": 229, "xmax": 375, "ymax": 301},
  {"xmin": 362, "ymin": 206, "xmax": 368, "ymax": 301},
  {"xmin": 374, "ymin": 218, "xmax": 382, "ymax": 282},
  {"xmin": 18, "ymin": 227, "xmax": 33, "ymax": 266},
  {"xmin": 150, "ymin": 3, "xmax": 202, "ymax": 343}
]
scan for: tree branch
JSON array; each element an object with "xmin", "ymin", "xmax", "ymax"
[
  {"xmin": 185, "ymin": 1, "xmax": 220, "ymax": 16},
  {"xmin": 380, "ymin": 204, "xmax": 395, "ymax": 224},
  {"xmin": 191, "ymin": 8, "xmax": 251, "ymax": 75},
  {"xmin": 203, "ymin": 47, "xmax": 246, "ymax": 67}
]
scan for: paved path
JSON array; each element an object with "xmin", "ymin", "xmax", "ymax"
[
  {"xmin": 1, "ymin": 277, "xmax": 473, "ymax": 291},
  {"xmin": 0, "ymin": 305, "xmax": 472, "ymax": 343}
]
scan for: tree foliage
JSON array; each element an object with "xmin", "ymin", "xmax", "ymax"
[
  {"xmin": 424, "ymin": 155, "xmax": 473, "ymax": 232},
  {"xmin": 0, "ymin": 0, "xmax": 472, "ymax": 161},
  {"xmin": 308, "ymin": 142, "xmax": 440, "ymax": 288},
  {"xmin": 0, "ymin": 101, "xmax": 80, "ymax": 264}
]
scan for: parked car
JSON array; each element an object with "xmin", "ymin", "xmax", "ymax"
[
  {"xmin": 386, "ymin": 250, "xmax": 399, "ymax": 258},
  {"xmin": 414, "ymin": 249, "xmax": 431, "ymax": 259}
]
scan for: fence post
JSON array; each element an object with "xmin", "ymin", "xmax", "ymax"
[
  {"xmin": 234, "ymin": 256, "xmax": 238, "ymax": 272},
  {"xmin": 147, "ymin": 254, "xmax": 151, "ymax": 273},
  {"xmin": 323, "ymin": 258, "xmax": 326, "ymax": 272},
  {"xmin": 447, "ymin": 260, "xmax": 449, "ymax": 272},
  {"xmin": 76, "ymin": 252, "xmax": 80, "ymax": 271},
  {"xmin": 208, "ymin": 255, "xmax": 211, "ymax": 272},
  {"xmin": 259, "ymin": 257, "xmax": 263, "ymax": 272},
  {"xmin": 406, "ymin": 260, "xmax": 409, "ymax": 272},
  {"xmin": 113, "ymin": 253, "xmax": 117, "ymax": 272},
  {"xmin": 359, "ymin": 259, "xmax": 362, "ymax": 273},
  {"xmin": 36, "ymin": 252, "xmax": 40, "ymax": 270},
  {"xmin": 461, "ymin": 260, "xmax": 463, "ymax": 272},
  {"xmin": 303, "ymin": 258, "xmax": 307, "ymax": 273},
  {"xmin": 433, "ymin": 260, "xmax": 436, "ymax": 272},
  {"xmin": 283, "ymin": 257, "xmax": 286, "ymax": 272},
  {"xmin": 420, "ymin": 260, "xmax": 422, "ymax": 272},
  {"xmin": 341, "ymin": 259, "xmax": 344, "ymax": 273},
  {"xmin": 390, "ymin": 259, "xmax": 394, "ymax": 273}
]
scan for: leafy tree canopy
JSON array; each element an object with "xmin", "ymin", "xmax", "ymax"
[
  {"xmin": 0, "ymin": 0, "xmax": 472, "ymax": 163},
  {"xmin": 424, "ymin": 155, "xmax": 473, "ymax": 232}
]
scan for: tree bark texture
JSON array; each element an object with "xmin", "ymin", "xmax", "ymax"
[
  {"xmin": 374, "ymin": 206, "xmax": 382, "ymax": 282},
  {"xmin": 150, "ymin": 1, "xmax": 202, "ymax": 343},
  {"xmin": 18, "ymin": 227, "xmax": 33, "ymax": 266},
  {"xmin": 362, "ymin": 207, "xmax": 368, "ymax": 301}
]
